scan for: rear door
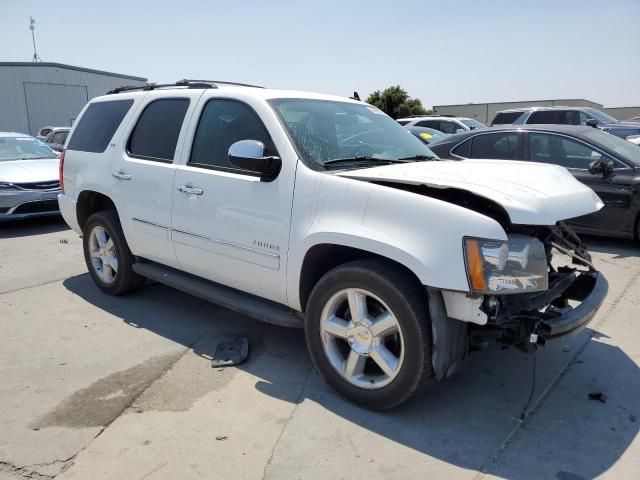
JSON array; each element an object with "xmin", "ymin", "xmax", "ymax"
[
  {"xmin": 525, "ymin": 131, "xmax": 636, "ymax": 234},
  {"xmin": 468, "ymin": 131, "xmax": 522, "ymax": 160},
  {"xmin": 110, "ymin": 90, "xmax": 203, "ymax": 267}
]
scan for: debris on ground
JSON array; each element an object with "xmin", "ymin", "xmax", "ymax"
[
  {"xmin": 588, "ymin": 392, "xmax": 607, "ymax": 403},
  {"xmin": 215, "ymin": 435, "xmax": 228, "ymax": 441},
  {"xmin": 211, "ymin": 337, "xmax": 249, "ymax": 368}
]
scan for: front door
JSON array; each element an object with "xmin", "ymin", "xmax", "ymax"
[
  {"xmin": 171, "ymin": 95, "xmax": 295, "ymax": 304},
  {"xmin": 111, "ymin": 91, "xmax": 202, "ymax": 267}
]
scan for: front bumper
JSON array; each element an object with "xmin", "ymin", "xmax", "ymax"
[
  {"xmin": 0, "ymin": 189, "xmax": 61, "ymax": 221},
  {"xmin": 538, "ymin": 271, "xmax": 608, "ymax": 339}
]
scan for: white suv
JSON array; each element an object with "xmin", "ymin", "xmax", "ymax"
[
  {"xmin": 397, "ymin": 115, "xmax": 486, "ymax": 134},
  {"xmin": 58, "ymin": 80, "xmax": 608, "ymax": 409}
]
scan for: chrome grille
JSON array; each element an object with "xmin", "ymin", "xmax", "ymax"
[{"xmin": 13, "ymin": 180, "xmax": 60, "ymax": 191}]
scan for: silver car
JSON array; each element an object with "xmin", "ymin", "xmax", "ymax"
[{"xmin": 0, "ymin": 132, "xmax": 62, "ymax": 221}]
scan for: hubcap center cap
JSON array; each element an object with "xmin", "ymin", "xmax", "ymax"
[{"xmin": 347, "ymin": 325, "xmax": 374, "ymax": 354}]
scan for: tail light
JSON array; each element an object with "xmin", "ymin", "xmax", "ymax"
[{"xmin": 59, "ymin": 149, "xmax": 66, "ymax": 193}]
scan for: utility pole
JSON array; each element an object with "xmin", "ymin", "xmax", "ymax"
[{"xmin": 30, "ymin": 17, "xmax": 41, "ymax": 62}]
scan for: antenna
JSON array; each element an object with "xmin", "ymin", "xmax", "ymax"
[{"xmin": 29, "ymin": 16, "xmax": 41, "ymax": 62}]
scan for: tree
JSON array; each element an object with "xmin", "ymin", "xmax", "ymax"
[{"xmin": 366, "ymin": 86, "xmax": 429, "ymax": 119}]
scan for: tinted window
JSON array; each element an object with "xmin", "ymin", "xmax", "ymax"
[
  {"xmin": 67, "ymin": 100, "xmax": 133, "ymax": 153},
  {"xmin": 491, "ymin": 112, "xmax": 524, "ymax": 125},
  {"xmin": 52, "ymin": 132, "xmax": 66, "ymax": 144},
  {"xmin": 470, "ymin": 133, "xmax": 518, "ymax": 159},
  {"xmin": 190, "ymin": 100, "xmax": 276, "ymax": 170},
  {"xmin": 529, "ymin": 133, "xmax": 613, "ymax": 169},
  {"xmin": 526, "ymin": 110, "xmax": 585, "ymax": 125},
  {"xmin": 451, "ymin": 138, "xmax": 472, "ymax": 158},
  {"xmin": 128, "ymin": 99, "xmax": 189, "ymax": 162},
  {"xmin": 439, "ymin": 121, "xmax": 462, "ymax": 134},
  {"xmin": 397, "ymin": 120, "xmax": 410, "ymax": 126},
  {"xmin": 416, "ymin": 120, "xmax": 439, "ymax": 129}
]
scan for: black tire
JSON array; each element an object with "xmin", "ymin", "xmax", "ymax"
[
  {"xmin": 82, "ymin": 210, "xmax": 144, "ymax": 295},
  {"xmin": 305, "ymin": 259, "xmax": 434, "ymax": 410}
]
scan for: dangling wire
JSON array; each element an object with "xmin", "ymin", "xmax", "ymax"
[{"xmin": 520, "ymin": 346, "xmax": 537, "ymax": 421}]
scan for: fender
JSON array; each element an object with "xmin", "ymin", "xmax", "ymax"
[{"xmin": 286, "ymin": 165, "xmax": 507, "ymax": 310}]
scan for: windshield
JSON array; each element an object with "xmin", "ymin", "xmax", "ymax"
[
  {"xmin": 584, "ymin": 108, "xmax": 619, "ymax": 124},
  {"xmin": 0, "ymin": 137, "xmax": 56, "ymax": 161},
  {"xmin": 461, "ymin": 118, "xmax": 486, "ymax": 129},
  {"xmin": 583, "ymin": 128, "xmax": 640, "ymax": 166},
  {"xmin": 269, "ymin": 99, "xmax": 438, "ymax": 170}
]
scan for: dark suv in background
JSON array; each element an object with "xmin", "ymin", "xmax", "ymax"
[{"xmin": 491, "ymin": 106, "xmax": 640, "ymax": 139}]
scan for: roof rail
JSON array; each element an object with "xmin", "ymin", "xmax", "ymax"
[
  {"xmin": 402, "ymin": 114, "xmax": 455, "ymax": 118},
  {"xmin": 106, "ymin": 79, "xmax": 264, "ymax": 95}
]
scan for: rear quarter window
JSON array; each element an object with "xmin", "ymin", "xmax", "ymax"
[
  {"xmin": 67, "ymin": 100, "xmax": 134, "ymax": 153},
  {"xmin": 451, "ymin": 138, "xmax": 472, "ymax": 158}
]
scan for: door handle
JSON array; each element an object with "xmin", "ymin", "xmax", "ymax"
[
  {"xmin": 112, "ymin": 170, "xmax": 132, "ymax": 180},
  {"xmin": 178, "ymin": 184, "xmax": 204, "ymax": 195}
]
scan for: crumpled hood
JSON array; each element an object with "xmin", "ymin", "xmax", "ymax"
[
  {"xmin": 336, "ymin": 159, "xmax": 604, "ymax": 226},
  {"xmin": 0, "ymin": 158, "xmax": 59, "ymax": 183}
]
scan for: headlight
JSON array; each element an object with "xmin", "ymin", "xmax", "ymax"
[
  {"xmin": 0, "ymin": 182, "xmax": 18, "ymax": 191},
  {"xmin": 464, "ymin": 235, "xmax": 548, "ymax": 294}
]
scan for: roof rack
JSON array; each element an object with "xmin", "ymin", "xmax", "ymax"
[{"xmin": 106, "ymin": 79, "xmax": 264, "ymax": 95}]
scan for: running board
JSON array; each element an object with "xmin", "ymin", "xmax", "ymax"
[{"xmin": 132, "ymin": 262, "xmax": 304, "ymax": 328}]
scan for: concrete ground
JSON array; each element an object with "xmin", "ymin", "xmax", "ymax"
[{"xmin": 0, "ymin": 217, "xmax": 639, "ymax": 480}]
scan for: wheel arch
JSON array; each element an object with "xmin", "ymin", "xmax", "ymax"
[
  {"xmin": 297, "ymin": 243, "xmax": 424, "ymax": 312},
  {"xmin": 76, "ymin": 190, "xmax": 118, "ymax": 231}
]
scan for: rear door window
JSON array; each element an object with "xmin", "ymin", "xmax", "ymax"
[
  {"xmin": 527, "ymin": 110, "xmax": 565, "ymax": 124},
  {"xmin": 470, "ymin": 132, "xmax": 519, "ymax": 160},
  {"xmin": 67, "ymin": 100, "xmax": 133, "ymax": 153},
  {"xmin": 491, "ymin": 112, "xmax": 524, "ymax": 125},
  {"xmin": 416, "ymin": 120, "xmax": 439, "ymax": 129},
  {"xmin": 128, "ymin": 98, "xmax": 190, "ymax": 162}
]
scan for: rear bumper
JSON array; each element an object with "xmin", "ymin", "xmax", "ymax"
[
  {"xmin": 58, "ymin": 193, "xmax": 81, "ymax": 234},
  {"xmin": 539, "ymin": 271, "xmax": 608, "ymax": 339}
]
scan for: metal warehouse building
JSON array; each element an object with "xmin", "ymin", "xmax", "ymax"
[{"xmin": 0, "ymin": 62, "xmax": 147, "ymax": 136}]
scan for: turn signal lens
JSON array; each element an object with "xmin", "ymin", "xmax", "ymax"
[{"xmin": 465, "ymin": 239, "xmax": 487, "ymax": 292}]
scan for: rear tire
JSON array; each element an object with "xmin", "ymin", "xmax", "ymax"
[
  {"xmin": 305, "ymin": 259, "xmax": 434, "ymax": 410},
  {"xmin": 83, "ymin": 210, "xmax": 144, "ymax": 295}
]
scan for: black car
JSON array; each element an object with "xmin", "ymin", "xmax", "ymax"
[
  {"xmin": 428, "ymin": 125, "xmax": 640, "ymax": 240},
  {"xmin": 491, "ymin": 106, "xmax": 640, "ymax": 139}
]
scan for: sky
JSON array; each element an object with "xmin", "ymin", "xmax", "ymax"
[{"xmin": 2, "ymin": 0, "xmax": 639, "ymax": 108}]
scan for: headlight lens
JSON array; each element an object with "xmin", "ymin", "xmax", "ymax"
[
  {"xmin": 0, "ymin": 182, "xmax": 18, "ymax": 191},
  {"xmin": 464, "ymin": 235, "xmax": 548, "ymax": 294}
]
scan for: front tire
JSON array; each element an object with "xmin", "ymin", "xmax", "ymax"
[
  {"xmin": 83, "ymin": 210, "xmax": 144, "ymax": 295},
  {"xmin": 305, "ymin": 259, "xmax": 434, "ymax": 410}
]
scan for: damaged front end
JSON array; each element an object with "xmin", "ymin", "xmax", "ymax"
[{"xmin": 469, "ymin": 222, "xmax": 608, "ymax": 352}]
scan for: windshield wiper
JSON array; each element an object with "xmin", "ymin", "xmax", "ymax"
[
  {"xmin": 324, "ymin": 156, "xmax": 406, "ymax": 165},
  {"xmin": 397, "ymin": 154, "xmax": 437, "ymax": 161}
]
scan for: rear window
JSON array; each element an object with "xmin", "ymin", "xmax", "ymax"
[
  {"xmin": 491, "ymin": 112, "xmax": 524, "ymax": 125},
  {"xmin": 128, "ymin": 98, "xmax": 190, "ymax": 162},
  {"xmin": 67, "ymin": 100, "xmax": 133, "ymax": 153}
]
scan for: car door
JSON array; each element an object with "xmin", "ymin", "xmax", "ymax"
[
  {"xmin": 110, "ymin": 90, "xmax": 203, "ymax": 268},
  {"xmin": 525, "ymin": 132, "xmax": 635, "ymax": 234},
  {"xmin": 170, "ymin": 94, "xmax": 296, "ymax": 304}
]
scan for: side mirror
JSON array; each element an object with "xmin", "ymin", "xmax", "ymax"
[
  {"xmin": 228, "ymin": 140, "xmax": 281, "ymax": 181},
  {"xmin": 589, "ymin": 159, "xmax": 615, "ymax": 177},
  {"xmin": 586, "ymin": 119, "xmax": 598, "ymax": 128}
]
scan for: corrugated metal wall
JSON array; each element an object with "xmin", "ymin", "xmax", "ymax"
[{"xmin": 0, "ymin": 64, "xmax": 146, "ymax": 135}]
